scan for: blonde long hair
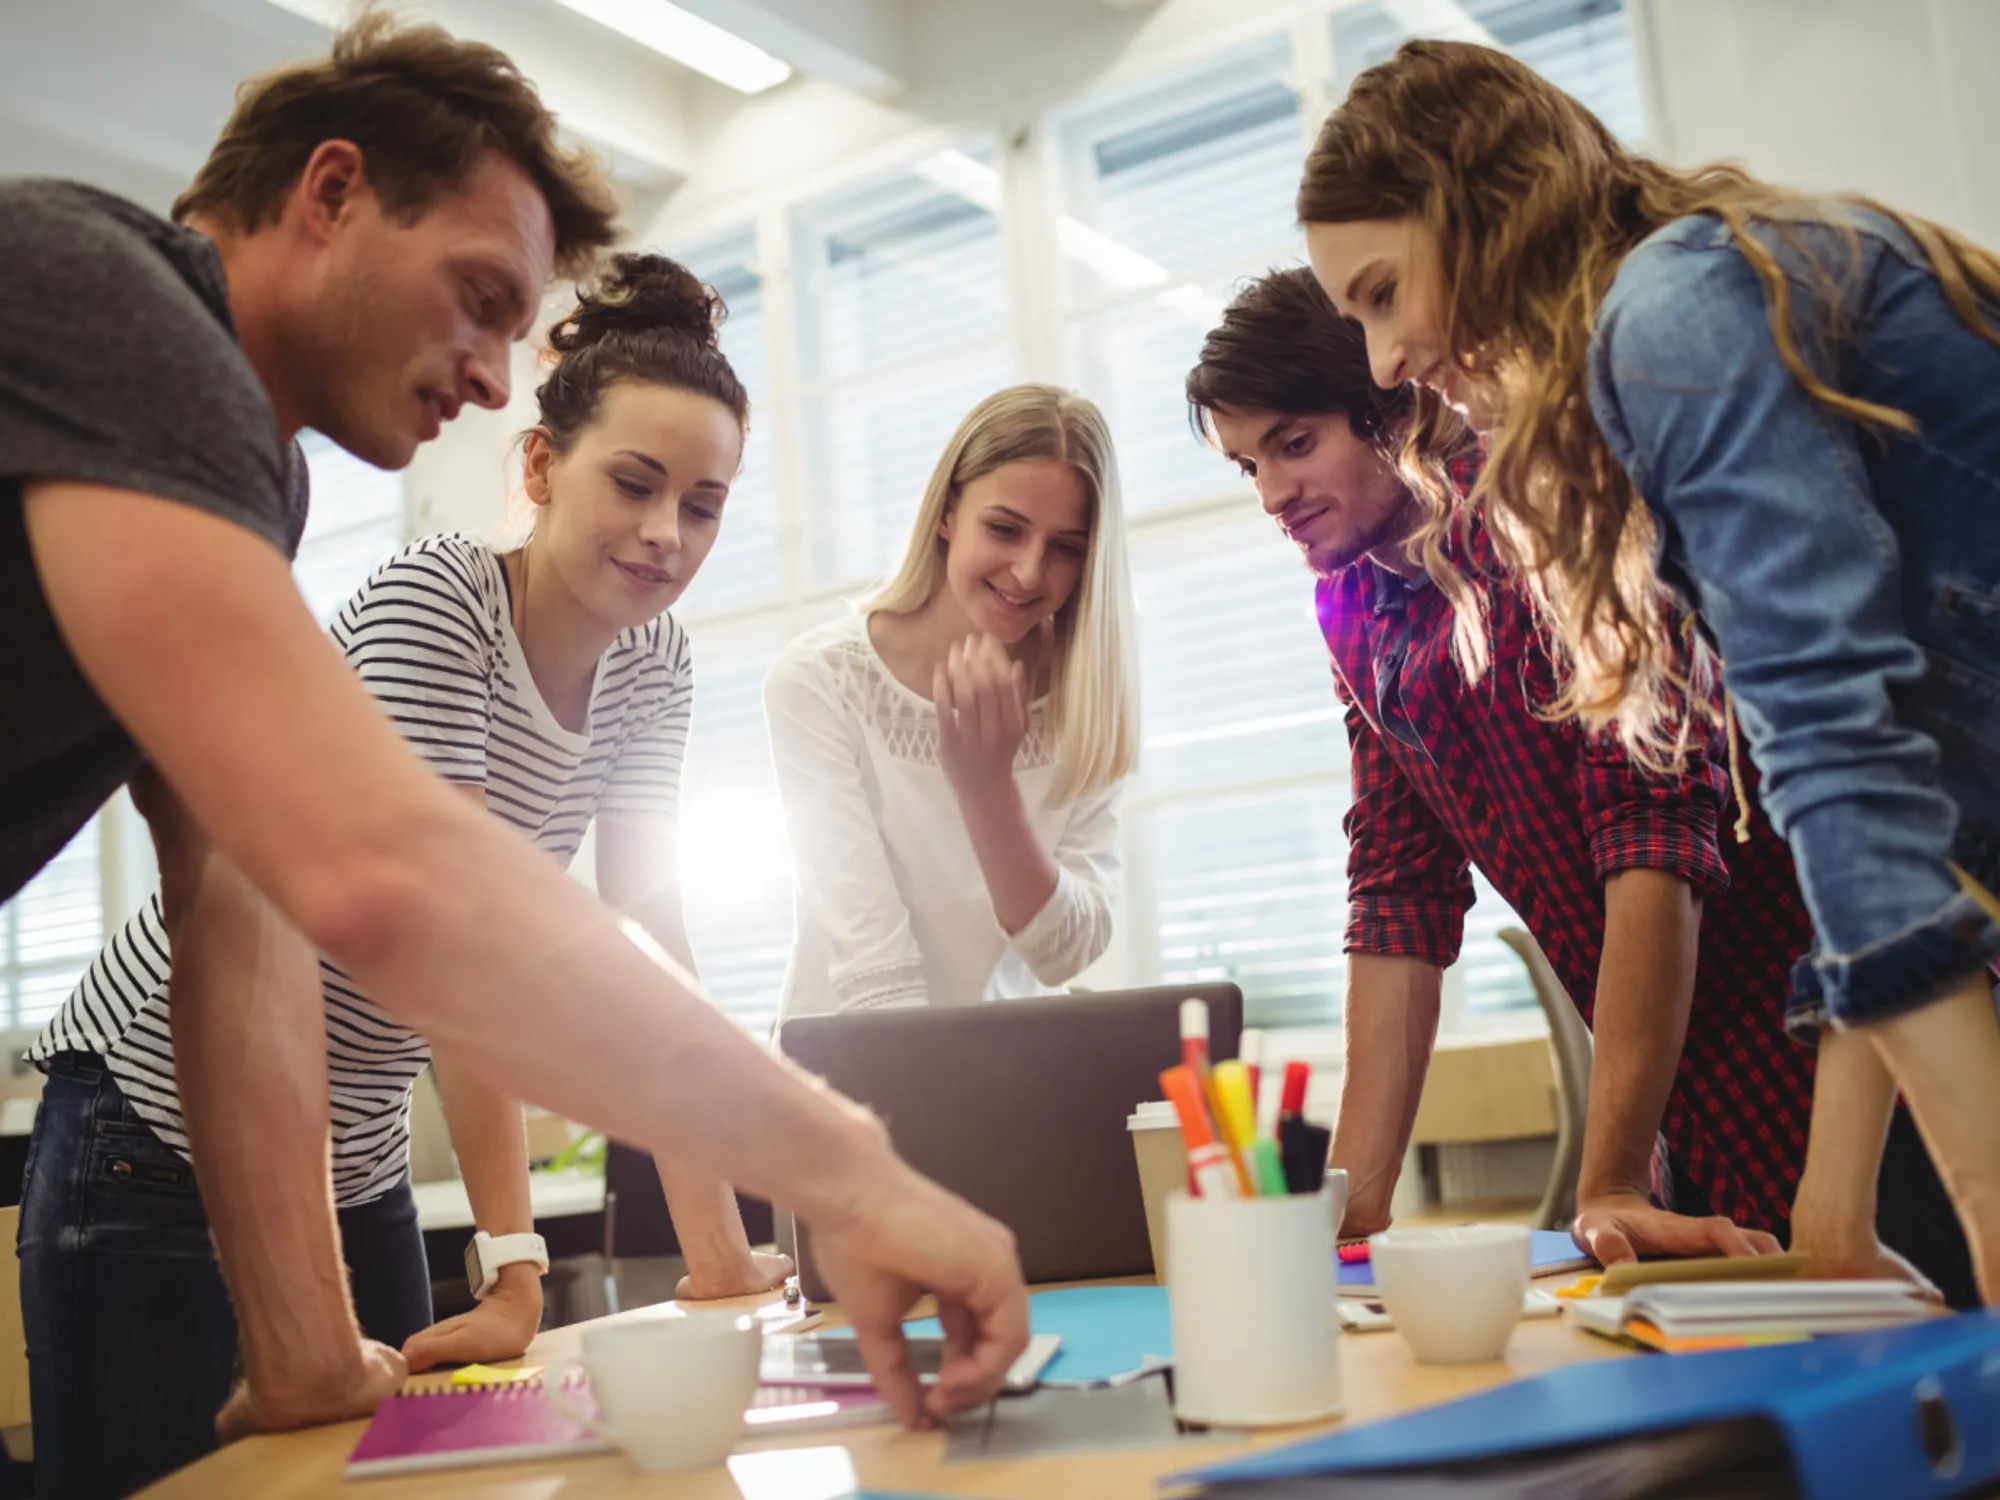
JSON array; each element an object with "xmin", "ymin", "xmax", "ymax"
[
  {"xmin": 1298, "ymin": 40, "xmax": 2000, "ymax": 769},
  {"xmin": 867, "ymin": 384, "xmax": 1138, "ymax": 802}
]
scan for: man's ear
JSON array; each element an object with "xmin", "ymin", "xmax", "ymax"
[{"xmin": 290, "ymin": 139, "xmax": 371, "ymax": 247}]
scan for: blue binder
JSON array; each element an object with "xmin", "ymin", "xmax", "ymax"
[{"xmin": 1169, "ymin": 1311, "xmax": 2000, "ymax": 1499}]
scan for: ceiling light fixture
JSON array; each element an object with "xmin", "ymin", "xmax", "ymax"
[{"xmin": 553, "ymin": 0, "xmax": 792, "ymax": 94}]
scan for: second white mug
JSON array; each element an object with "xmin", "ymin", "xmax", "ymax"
[{"xmin": 1368, "ymin": 1223, "xmax": 1532, "ymax": 1364}]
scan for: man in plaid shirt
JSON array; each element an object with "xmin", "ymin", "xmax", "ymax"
[{"xmin": 1186, "ymin": 268, "xmax": 1973, "ymax": 1304}]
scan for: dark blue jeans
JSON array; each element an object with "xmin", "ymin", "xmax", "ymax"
[{"xmin": 18, "ymin": 1053, "xmax": 434, "ymax": 1500}]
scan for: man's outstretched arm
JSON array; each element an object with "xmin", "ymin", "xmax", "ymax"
[{"xmin": 25, "ymin": 481, "xmax": 1028, "ymax": 1427}]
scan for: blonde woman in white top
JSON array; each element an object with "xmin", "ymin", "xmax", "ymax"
[{"xmin": 768, "ymin": 385, "xmax": 1139, "ymax": 1020}]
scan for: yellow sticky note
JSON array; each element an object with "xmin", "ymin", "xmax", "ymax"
[{"xmin": 451, "ymin": 1363, "xmax": 543, "ymax": 1387}]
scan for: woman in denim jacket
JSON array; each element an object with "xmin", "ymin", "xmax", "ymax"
[{"xmin": 1295, "ymin": 39, "xmax": 2000, "ymax": 1301}]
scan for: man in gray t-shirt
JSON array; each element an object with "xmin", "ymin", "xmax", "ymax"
[{"xmin": 8, "ymin": 17, "xmax": 1031, "ymax": 1497}]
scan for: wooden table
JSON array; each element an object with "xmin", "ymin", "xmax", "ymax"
[{"xmin": 139, "ymin": 1275, "xmax": 1626, "ymax": 1499}]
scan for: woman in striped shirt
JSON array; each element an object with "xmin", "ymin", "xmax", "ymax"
[{"xmin": 22, "ymin": 253, "xmax": 785, "ymax": 1496}]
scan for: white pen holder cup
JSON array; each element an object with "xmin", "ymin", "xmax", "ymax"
[
  {"xmin": 544, "ymin": 1310, "xmax": 761, "ymax": 1471},
  {"xmin": 1167, "ymin": 1184, "xmax": 1343, "ymax": 1427}
]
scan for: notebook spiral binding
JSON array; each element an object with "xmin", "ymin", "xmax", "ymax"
[{"xmin": 401, "ymin": 1372, "xmax": 589, "ymax": 1396}]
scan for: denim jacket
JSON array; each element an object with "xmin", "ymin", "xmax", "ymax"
[{"xmin": 1588, "ymin": 206, "xmax": 2000, "ymax": 1031}]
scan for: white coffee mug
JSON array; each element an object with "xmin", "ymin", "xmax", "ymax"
[
  {"xmin": 546, "ymin": 1309, "xmax": 762, "ymax": 1471},
  {"xmin": 1368, "ymin": 1223, "xmax": 1531, "ymax": 1364}
]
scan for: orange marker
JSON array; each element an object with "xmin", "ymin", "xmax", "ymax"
[{"xmin": 1159, "ymin": 1066, "xmax": 1240, "ymax": 1200}]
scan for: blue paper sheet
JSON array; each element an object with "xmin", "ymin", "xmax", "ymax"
[
  {"xmin": 830, "ymin": 1285, "xmax": 1173, "ymax": 1385},
  {"xmin": 1338, "ymin": 1228, "xmax": 1591, "ymax": 1288}
]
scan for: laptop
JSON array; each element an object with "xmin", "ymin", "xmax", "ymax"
[{"xmin": 778, "ymin": 983, "xmax": 1243, "ymax": 1302}]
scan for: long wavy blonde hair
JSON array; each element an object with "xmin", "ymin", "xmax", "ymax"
[
  {"xmin": 1298, "ymin": 39, "xmax": 2000, "ymax": 768},
  {"xmin": 866, "ymin": 384, "xmax": 1139, "ymax": 802}
]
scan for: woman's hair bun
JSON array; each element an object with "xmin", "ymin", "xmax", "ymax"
[{"xmin": 548, "ymin": 252, "xmax": 725, "ymax": 354}]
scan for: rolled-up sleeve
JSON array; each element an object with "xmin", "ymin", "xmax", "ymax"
[{"xmin": 1576, "ymin": 713, "xmax": 1731, "ymax": 899}]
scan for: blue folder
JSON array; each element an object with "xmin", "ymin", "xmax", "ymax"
[{"xmin": 1169, "ymin": 1311, "xmax": 2000, "ymax": 1500}]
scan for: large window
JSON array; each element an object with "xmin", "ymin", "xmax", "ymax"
[
  {"xmin": 1128, "ymin": 519, "xmax": 1354, "ymax": 1026},
  {"xmin": 3, "ymin": 8, "xmax": 1641, "ymax": 1040},
  {"xmin": 0, "ymin": 822, "xmax": 102, "ymax": 1031},
  {"xmin": 639, "ymin": 2, "xmax": 1648, "ymax": 1035},
  {"xmin": 675, "ymin": 228, "xmax": 785, "ymax": 616},
  {"xmin": 1055, "ymin": 36, "xmax": 1307, "ymax": 517},
  {"xmin": 677, "ymin": 617, "xmax": 802, "ymax": 1040},
  {"xmin": 791, "ymin": 141, "xmax": 1014, "ymax": 586}
]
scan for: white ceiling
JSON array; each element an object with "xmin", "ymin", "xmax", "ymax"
[
  {"xmin": 0, "ymin": 0, "xmax": 692, "ymax": 217},
  {"xmin": 0, "ymin": 0, "xmax": 1160, "ymax": 226}
]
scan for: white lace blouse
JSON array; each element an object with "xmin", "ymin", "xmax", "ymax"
[{"xmin": 765, "ymin": 611, "xmax": 1123, "ymax": 1022}]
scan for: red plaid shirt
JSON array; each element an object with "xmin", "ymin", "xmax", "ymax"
[{"xmin": 1319, "ymin": 508, "xmax": 1817, "ymax": 1235}]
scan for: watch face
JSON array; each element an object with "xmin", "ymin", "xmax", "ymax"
[{"xmin": 464, "ymin": 1237, "xmax": 484, "ymax": 1294}]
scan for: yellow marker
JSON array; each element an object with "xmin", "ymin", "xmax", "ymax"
[
  {"xmin": 1211, "ymin": 1061, "xmax": 1270, "ymax": 1193},
  {"xmin": 1203, "ymin": 1066, "xmax": 1256, "ymax": 1196}
]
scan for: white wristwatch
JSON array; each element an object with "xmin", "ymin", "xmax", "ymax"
[{"xmin": 464, "ymin": 1230, "xmax": 549, "ymax": 1300}]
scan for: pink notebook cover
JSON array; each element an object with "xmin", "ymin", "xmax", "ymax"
[
  {"xmin": 346, "ymin": 1377, "xmax": 613, "ymax": 1478},
  {"xmin": 347, "ymin": 1376, "xmax": 892, "ymax": 1478}
]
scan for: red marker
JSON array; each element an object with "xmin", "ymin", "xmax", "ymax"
[
  {"xmin": 1160, "ymin": 1065, "xmax": 1240, "ymax": 1200},
  {"xmin": 1280, "ymin": 1059, "xmax": 1311, "ymax": 1121},
  {"xmin": 1337, "ymin": 1243, "xmax": 1371, "ymax": 1264},
  {"xmin": 1277, "ymin": 1061, "xmax": 1327, "ymax": 1195}
]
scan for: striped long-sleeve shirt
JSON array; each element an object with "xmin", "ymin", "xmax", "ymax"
[{"xmin": 30, "ymin": 533, "xmax": 692, "ymax": 1206}]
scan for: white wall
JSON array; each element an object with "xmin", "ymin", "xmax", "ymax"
[{"xmin": 1635, "ymin": 0, "xmax": 2000, "ymax": 244}]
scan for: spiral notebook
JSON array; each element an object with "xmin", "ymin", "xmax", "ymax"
[
  {"xmin": 347, "ymin": 1375, "xmax": 613, "ymax": 1477},
  {"xmin": 347, "ymin": 1375, "xmax": 889, "ymax": 1477}
]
